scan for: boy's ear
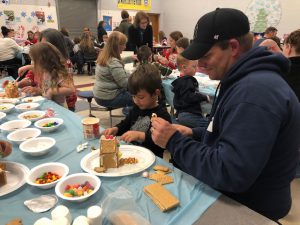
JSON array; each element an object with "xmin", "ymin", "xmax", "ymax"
[{"xmin": 154, "ymin": 89, "xmax": 161, "ymax": 96}]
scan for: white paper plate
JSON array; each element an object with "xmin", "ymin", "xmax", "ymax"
[
  {"xmin": 80, "ymin": 145, "xmax": 155, "ymax": 177},
  {"xmin": 22, "ymin": 96, "xmax": 45, "ymax": 103},
  {"xmin": 0, "ymin": 161, "xmax": 29, "ymax": 197}
]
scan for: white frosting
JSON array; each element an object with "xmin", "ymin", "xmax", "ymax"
[
  {"xmin": 51, "ymin": 205, "xmax": 72, "ymax": 224},
  {"xmin": 87, "ymin": 205, "xmax": 103, "ymax": 225}
]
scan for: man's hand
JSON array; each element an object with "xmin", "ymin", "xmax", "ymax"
[
  {"xmin": 151, "ymin": 117, "xmax": 177, "ymax": 148},
  {"xmin": 173, "ymin": 124, "xmax": 193, "ymax": 137},
  {"xmin": 121, "ymin": 131, "xmax": 145, "ymax": 143},
  {"xmin": 102, "ymin": 127, "xmax": 118, "ymax": 136}
]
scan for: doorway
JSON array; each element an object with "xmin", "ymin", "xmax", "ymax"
[{"xmin": 148, "ymin": 13, "xmax": 159, "ymax": 44}]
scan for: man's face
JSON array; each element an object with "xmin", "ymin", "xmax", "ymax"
[{"xmin": 197, "ymin": 44, "xmax": 233, "ymax": 80}]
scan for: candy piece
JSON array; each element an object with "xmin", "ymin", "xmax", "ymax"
[{"xmin": 142, "ymin": 171, "xmax": 149, "ymax": 178}]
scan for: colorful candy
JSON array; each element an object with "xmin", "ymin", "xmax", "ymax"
[
  {"xmin": 35, "ymin": 172, "xmax": 61, "ymax": 184},
  {"xmin": 63, "ymin": 181, "xmax": 94, "ymax": 197},
  {"xmin": 42, "ymin": 121, "xmax": 58, "ymax": 127}
]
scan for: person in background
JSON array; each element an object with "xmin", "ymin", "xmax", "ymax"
[
  {"xmin": 156, "ymin": 31, "xmax": 183, "ymax": 69},
  {"xmin": 151, "ymin": 8, "xmax": 300, "ymax": 222},
  {"xmin": 253, "ymin": 26, "xmax": 278, "ymax": 47},
  {"xmin": 102, "ymin": 63, "xmax": 171, "ymax": 158},
  {"xmin": 60, "ymin": 27, "xmax": 74, "ymax": 57},
  {"xmin": 97, "ymin": 21, "xmax": 107, "ymax": 44},
  {"xmin": 128, "ymin": 11, "xmax": 153, "ymax": 52},
  {"xmin": 24, "ymin": 30, "xmax": 37, "ymax": 45},
  {"xmin": 93, "ymin": 31, "xmax": 134, "ymax": 111},
  {"xmin": 0, "ymin": 26, "xmax": 23, "ymax": 78},
  {"xmin": 176, "ymin": 37, "xmax": 190, "ymax": 54},
  {"xmin": 172, "ymin": 54, "xmax": 209, "ymax": 128},
  {"xmin": 158, "ymin": 30, "xmax": 168, "ymax": 46},
  {"xmin": 118, "ymin": 10, "xmax": 132, "ymax": 50},
  {"xmin": 259, "ymin": 39, "xmax": 282, "ymax": 53},
  {"xmin": 83, "ymin": 26, "xmax": 97, "ymax": 43},
  {"xmin": 34, "ymin": 31, "xmax": 41, "ymax": 43},
  {"xmin": 28, "ymin": 42, "xmax": 75, "ymax": 107},
  {"xmin": 72, "ymin": 37, "xmax": 81, "ymax": 54}
]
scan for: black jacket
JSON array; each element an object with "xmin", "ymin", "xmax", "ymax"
[
  {"xmin": 127, "ymin": 25, "xmax": 153, "ymax": 52},
  {"xmin": 172, "ymin": 76, "xmax": 207, "ymax": 116},
  {"xmin": 285, "ymin": 56, "xmax": 300, "ymax": 101}
]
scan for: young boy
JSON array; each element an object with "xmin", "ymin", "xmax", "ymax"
[
  {"xmin": 102, "ymin": 64, "xmax": 171, "ymax": 158},
  {"xmin": 172, "ymin": 54, "xmax": 209, "ymax": 128},
  {"xmin": 176, "ymin": 37, "xmax": 190, "ymax": 54}
]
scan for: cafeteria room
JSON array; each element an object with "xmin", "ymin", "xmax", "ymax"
[{"xmin": 0, "ymin": 0, "xmax": 300, "ymax": 224}]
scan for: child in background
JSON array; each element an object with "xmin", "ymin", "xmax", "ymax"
[
  {"xmin": 172, "ymin": 54, "xmax": 209, "ymax": 128},
  {"xmin": 155, "ymin": 31, "xmax": 183, "ymax": 69},
  {"xmin": 28, "ymin": 42, "xmax": 75, "ymax": 107},
  {"xmin": 102, "ymin": 64, "xmax": 171, "ymax": 158},
  {"xmin": 176, "ymin": 37, "xmax": 190, "ymax": 54}
]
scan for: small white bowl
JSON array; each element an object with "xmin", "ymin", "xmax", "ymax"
[
  {"xmin": 18, "ymin": 110, "xmax": 46, "ymax": 122},
  {"xmin": 0, "ymin": 103, "xmax": 15, "ymax": 113},
  {"xmin": 19, "ymin": 137, "xmax": 56, "ymax": 156},
  {"xmin": 26, "ymin": 162, "xmax": 69, "ymax": 189},
  {"xmin": 55, "ymin": 173, "xmax": 101, "ymax": 202},
  {"xmin": 0, "ymin": 119, "xmax": 31, "ymax": 133},
  {"xmin": 34, "ymin": 118, "xmax": 63, "ymax": 132},
  {"xmin": 0, "ymin": 111, "xmax": 6, "ymax": 121},
  {"xmin": 7, "ymin": 128, "xmax": 41, "ymax": 145},
  {"xmin": 15, "ymin": 102, "xmax": 40, "ymax": 112}
]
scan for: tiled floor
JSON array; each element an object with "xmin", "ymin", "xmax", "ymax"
[{"xmin": 74, "ymin": 73, "xmax": 300, "ymax": 225}]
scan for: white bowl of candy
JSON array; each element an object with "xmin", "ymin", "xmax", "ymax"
[
  {"xmin": 15, "ymin": 102, "xmax": 40, "ymax": 112},
  {"xmin": 0, "ymin": 103, "xmax": 15, "ymax": 113},
  {"xmin": 26, "ymin": 162, "xmax": 69, "ymax": 189},
  {"xmin": 0, "ymin": 119, "xmax": 31, "ymax": 133},
  {"xmin": 55, "ymin": 173, "xmax": 101, "ymax": 202},
  {"xmin": 34, "ymin": 118, "xmax": 63, "ymax": 132},
  {"xmin": 19, "ymin": 137, "xmax": 56, "ymax": 156},
  {"xmin": 18, "ymin": 110, "xmax": 46, "ymax": 122}
]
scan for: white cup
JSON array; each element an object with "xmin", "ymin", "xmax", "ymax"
[
  {"xmin": 51, "ymin": 205, "xmax": 72, "ymax": 225},
  {"xmin": 87, "ymin": 205, "xmax": 103, "ymax": 225},
  {"xmin": 73, "ymin": 215, "xmax": 89, "ymax": 225}
]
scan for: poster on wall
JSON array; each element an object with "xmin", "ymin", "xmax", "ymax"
[
  {"xmin": 103, "ymin": 15, "xmax": 112, "ymax": 31},
  {"xmin": 35, "ymin": 10, "xmax": 45, "ymax": 25},
  {"xmin": 117, "ymin": 0, "xmax": 151, "ymax": 11},
  {"xmin": 4, "ymin": 10, "xmax": 15, "ymax": 25}
]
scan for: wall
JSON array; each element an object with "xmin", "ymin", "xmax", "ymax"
[
  {"xmin": 0, "ymin": 0, "xmax": 58, "ymax": 40},
  {"xmin": 97, "ymin": 0, "xmax": 162, "ymax": 33},
  {"xmin": 160, "ymin": 0, "xmax": 300, "ymax": 39}
]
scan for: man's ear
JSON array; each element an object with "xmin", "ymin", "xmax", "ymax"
[{"xmin": 229, "ymin": 39, "xmax": 240, "ymax": 57}]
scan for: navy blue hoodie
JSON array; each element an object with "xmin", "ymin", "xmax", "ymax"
[{"xmin": 167, "ymin": 47, "xmax": 300, "ymax": 220}]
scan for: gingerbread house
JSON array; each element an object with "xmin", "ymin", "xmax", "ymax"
[
  {"xmin": 0, "ymin": 163, "xmax": 7, "ymax": 187},
  {"xmin": 5, "ymin": 81, "xmax": 19, "ymax": 98},
  {"xmin": 99, "ymin": 135, "xmax": 120, "ymax": 169}
]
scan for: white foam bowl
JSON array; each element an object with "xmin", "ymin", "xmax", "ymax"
[
  {"xmin": 15, "ymin": 102, "xmax": 40, "ymax": 112},
  {"xmin": 55, "ymin": 173, "xmax": 101, "ymax": 203},
  {"xmin": 26, "ymin": 162, "xmax": 69, "ymax": 189},
  {"xmin": 34, "ymin": 118, "xmax": 63, "ymax": 132},
  {"xmin": 7, "ymin": 128, "xmax": 41, "ymax": 145},
  {"xmin": 19, "ymin": 137, "xmax": 56, "ymax": 156},
  {"xmin": 0, "ymin": 119, "xmax": 31, "ymax": 133},
  {"xmin": 0, "ymin": 111, "xmax": 6, "ymax": 121},
  {"xmin": 18, "ymin": 110, "xmax": 46, "ymax": 122},
  {"xmin": 0, "ymin": 103, "xmax": 15, "ymax": 113}
]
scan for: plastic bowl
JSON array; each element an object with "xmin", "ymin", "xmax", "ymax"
[
  {"xmin": 26, "ymin": 162, "xmax": 69, "ymax": 189},
  {"xmin": 55, "ymin": 173, "xmax": 101, "ymax": 202},
  {"xmin": 0, "ymin": 111, "xmax": 6, "ymax": 121},
  {"xmin": 34, "ymin": 118, "xmax": 63, "ymax": 132},
  {"xmin": 18, "ymin": 110, "xmax": 46, "ymax": 122},
  {"xmin": 19, "ymin": 137, "xmax": 56, "ymax": 156},
  {"xmin": 15, "ymin": 102, "xmax": 40, "ymax": 112},
  {"xmin": 0, "ymin": 103, "xmax": 15, "ymax": 113},
  {"xmin": 0, "ymin": 119, "xmax": 31, "ymax": 133},
  {"xmin": 7, "ymin": 128, "xmax": 41, "ymax": 145}
]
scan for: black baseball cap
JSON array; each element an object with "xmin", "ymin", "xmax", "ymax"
[{"xmin": 182, "ymin": 8, "xmax": 250, "ymax": 60}]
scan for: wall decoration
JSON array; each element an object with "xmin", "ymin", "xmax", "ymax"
[
  {"xmin": 4, "ymin": 10, "xmax": 14, "ymax": 25},
  {"xmin": 15, "ymin": 16, "xmax": 20, "ymax": 22},
  {"xmin": 31, "ymin": 11, "xmax": 35, "ymax": 17},
  {"xmin": 15, "ymin": 24, "xmax": 25, "ymax": 38},
  {"xmin": 31, "ymin": 25, "xmax": 39, "ymax": 33},
  {"xmin": 0, "ymin": 12, "xmax": 3, "ymax": 17},
  {"xmin": 47, "ymin": 14, "xmax": 54, "ymax": 23},
  {"xmin": 27, "ymin": 17, "xmax": 32, "ymax": 23},
  {"xmin": 35, "ymin": 10, "xmax": 45, "ymax": 25},
  {"xmin": 20, "ymin": 11, "xmax": 26, "ymax": 17},
  {"xmin": 246, "ymin": 0, "xmax": 282, "ymax": 33},
  {"xmin": 117, "ymin": 0, "xmax": 151, "ymax": 11},
  {"xmin": 103, "ymin": 15, "xmax": 112, "ymax": 31}
]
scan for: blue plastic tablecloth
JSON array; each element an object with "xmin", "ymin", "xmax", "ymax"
[{"xmin": 0, "ymin": 99, "xmax": 220, "ymax": 225}]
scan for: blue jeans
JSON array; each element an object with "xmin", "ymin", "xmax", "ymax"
[
  {"xmin": 177, "ymin": 112, "xmax": 208, "ymax": 128},
  {"xmin": 94, "ymin": 90, "xmax": 133, "ymax": 109}
]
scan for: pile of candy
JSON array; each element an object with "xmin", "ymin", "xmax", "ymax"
[
  {"xmin": 42, "ymin": 121, "xmax": 58, "ymax": 127},
  {"xmin": 35, "ymin": 172, "xmax": 61, "ymax": 184},
  {"xmin": 63, "ymin": 182, "xmax": 94, "ymax": 197},
  {"xmin": 23, "ymin": 114, "xmax": 40, "ymax": 119}
]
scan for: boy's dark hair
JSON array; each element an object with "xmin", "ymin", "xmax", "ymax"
[
  {"xmin": 128, "ymin": 64, "xmax": 161, "ymax": 95},
  {"xmin": 265, "ymin": 26, "xmax": 277, "ymax": 34},
  {"xmin": 176, "ymin": 37, "xmax": 190, "ymax": 49},
  {"xmin": 121, "ymin": 10, "xmax": 129, "ymax": 19},
  {"xmin": 169, "ymin": 31, "xmax": 183, "ymax": 42},
  {"xmin": 137, "ymin": 45, "xmax": 152, "ymax": 63}
]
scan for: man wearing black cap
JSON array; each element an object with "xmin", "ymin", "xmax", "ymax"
[{"xmin": 151, "ymin": 8, "xmax": 300, "ymax": 221}]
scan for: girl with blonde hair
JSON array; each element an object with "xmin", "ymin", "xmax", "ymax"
[{"xmin": 93, "ymin": 31, "xmax": 134, "ymax": 111}]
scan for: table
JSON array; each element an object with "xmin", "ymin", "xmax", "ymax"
[
  {"xmin": 0, "ymin": 94, "xmax": 277, "ymax": 225},
  {"xmin": 153, "ymin": 45, "xmax": 171, "ymax": 54}
]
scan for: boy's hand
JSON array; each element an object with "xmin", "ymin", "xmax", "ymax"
[
  {"xmin": 21, "ymin": 86, "xmax": 41, "ymax": 96},
  {"xmin": 102, "ymin": 127, "xmax": 118, "ymax": 136},
  {"xmin": 121, "ymin": 131, "xmax": 145, "ymax": 143}
]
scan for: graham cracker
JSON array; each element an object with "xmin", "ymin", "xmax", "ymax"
[
  {"xmin": 153, "ymin": 165, "xmax": 170, "ymax": 173},
  {"xmin": 149, "ymin": 173, "xmax": 174, "ymax": 185},
  {"xmin": 144, "ymin": 183, "xmax": 180, "ymax": 212},
  {"xmin": 6, "ymin": 218, "xmax": 22, "ymax": 225}
]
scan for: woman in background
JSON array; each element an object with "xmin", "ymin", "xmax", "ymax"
[{"xmin": 97, "ymin": 21, "xmax": 107, "ymax": 43}]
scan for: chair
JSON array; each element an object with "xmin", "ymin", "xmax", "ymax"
[
  {"xmin": 77, "ymin": 91, "xmax": 124, "ymax": 127},
  {"xmin": 0, "ymin": 64, "xmax": 20, "ymax": 79}
]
